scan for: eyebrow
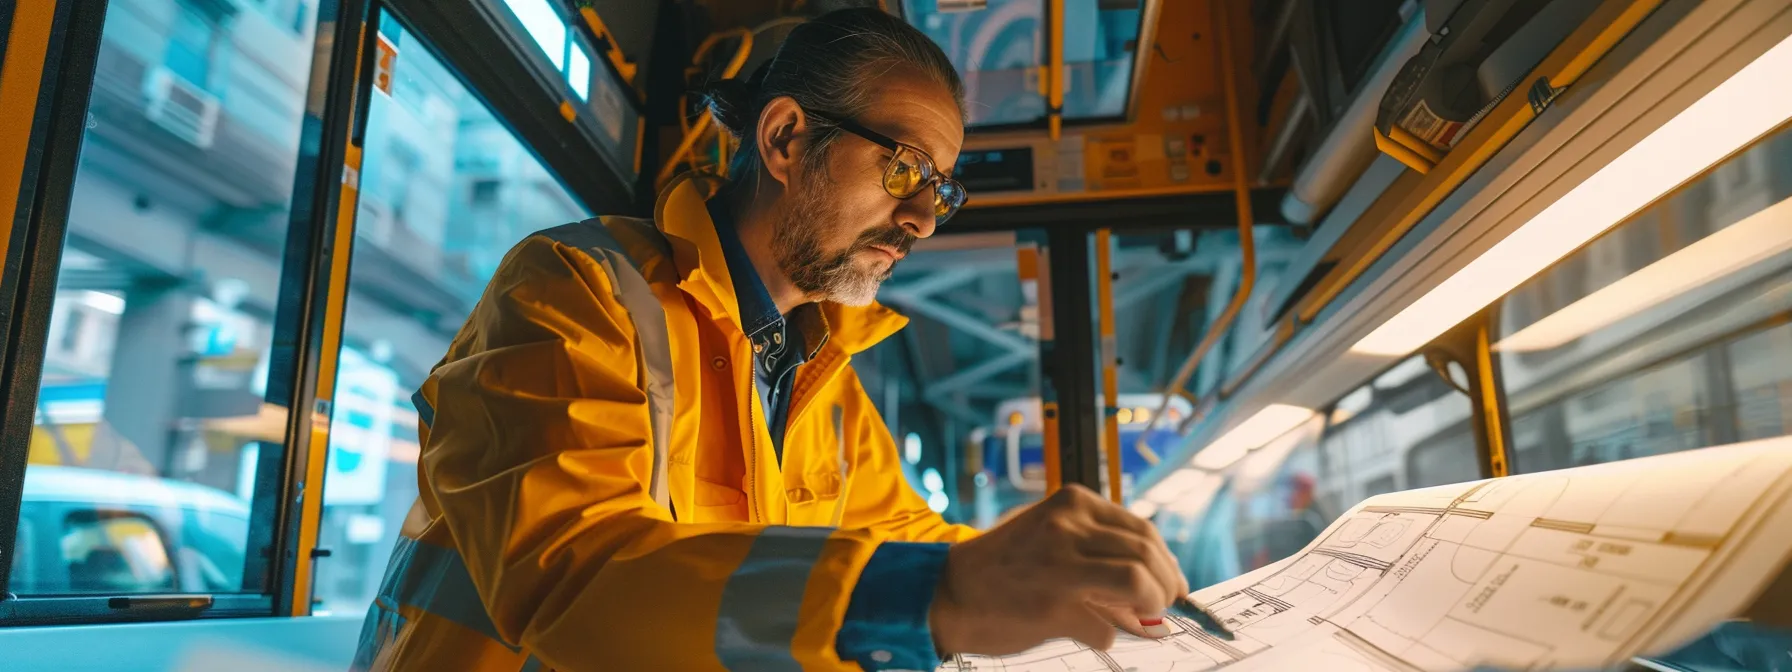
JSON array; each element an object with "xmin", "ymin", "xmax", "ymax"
[{"xmin": 834, "ymin": 117, "xmax": 956, "ymax": 176}]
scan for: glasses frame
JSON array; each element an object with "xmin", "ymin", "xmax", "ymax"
[{"xmin": 810, "ymin": 113, "xmax": 969, "ymax": 223}]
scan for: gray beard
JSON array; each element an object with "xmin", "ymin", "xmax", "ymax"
[{"xmin": 771, "ymin": 174, "xmax": 911, "ymax": 307}]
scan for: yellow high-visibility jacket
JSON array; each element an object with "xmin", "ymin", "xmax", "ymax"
[{"xmin": 353, "ymin": 175, "xmax": 976, "ymax": 671}]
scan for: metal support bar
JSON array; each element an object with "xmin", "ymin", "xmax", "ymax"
[
  {"xmin": 1421, "ymin": 311, "xmax": 1514, "ymax": 479},
  {"xmin": 885, "ymin": 267, "xmax": 982, "ymax": 299},
  {"xmin": 1095, "ymin": 229, "xmax": 1123, "ymax": 503},
  {"xmin": 1044, "ymin": 228, "xmax": 1101, "ymax": 491},
  {"xmin": 1048, "ymin": 0, "xmax": 1065, "ymax": 140},
  {"xmin": 1114, "ymin": 260, "xmax": 1204, "ymax": 309},
  {"xmin": 268, "ymin": 0, "xmax": 376, "ymax": 617},
  {"xmin": 881, "ymin": 292, "xmax": 1037, "ymax": 354},
  {"xmin": 925, "ymin": 350, "xmax": 1033, "ymax": 398}
]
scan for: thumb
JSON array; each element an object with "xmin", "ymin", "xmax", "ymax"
[
  {"xmin": 1088, "ymin": 601, "xmax": 1163, "ymax": 639},
  {"xmin": 1061, "ymin": 604, "xmax": 1119, "ymax": 651}
]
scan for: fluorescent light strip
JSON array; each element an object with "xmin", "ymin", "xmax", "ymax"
[
  {"xmin": 1353, "ymin": 34, "xmax": 1792, "ymax": 357},
  {"xmin": 1190, "ymin": 404, "xmax": 1317, "ymax": 471},
  {"xmin": 1127, "ymin": 499, "xmax": 1161, "ymax": 519},
  {"xmin": 1499, "ymin": 196, "xmax": 1792, "ymax": 351},
  {"xmin": 1144, "ymin": 468, "xmax": 1207, "ymax": 504}
]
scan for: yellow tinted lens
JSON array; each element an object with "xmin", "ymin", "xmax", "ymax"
[{"xmin": 883, "ymin": 149, "xmax": 926, "ymax": 197}]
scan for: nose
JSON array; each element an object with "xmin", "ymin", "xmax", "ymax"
[{"xmin": 895, "ymin": 190, "xmax": 938, "ymax": 239}]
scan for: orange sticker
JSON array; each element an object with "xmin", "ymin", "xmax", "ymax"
[{"xmin": 373, "ymin": 34, "xmax": 398, "ymax": 95}]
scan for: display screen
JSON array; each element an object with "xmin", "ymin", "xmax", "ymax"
[{"xmin": 955, "ymin": 147, "xmax": 1035, "ymax": 193}]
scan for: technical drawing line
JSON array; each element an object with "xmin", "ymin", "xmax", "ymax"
[
  {"xmin": 1169, "ymin": 614, "xmax": 1247, "ymax": 662},
  {"xmin": 1614, "ymin": 464, "xmax": 1792, "ymax": 658},
  {"xmin": 1242, "ymin": 588, "xmax": 1295, "ymax": 611},
  {"xmin": 1660, "ymin": 531, "xmax": 1724, "ymax": 548},
  {"xmin": 1090, "ymin": 648, "xmax": 1123, "ymax": 671},
  {"xmin": 1581, "ymin": 584, "xmax": 1630, "ymax": 633},
  {"xmin": 1531, "ymin": 518, "xmax": 1598, "ymax": 534},
  {"xmin": 1333, "ymin": 629, "xmax": 1425, "ymax": 672},
  {"xmin": 1361, "ymin": 506, "xmax": 1449, "ymax": 515},
  {"xmin": 1441, "ymin": 615, "xmax": 1557, "ymax": 650},
  {"xmin": 1310, "ymin": 548, "xmax": 1394, "ymax": 572}
]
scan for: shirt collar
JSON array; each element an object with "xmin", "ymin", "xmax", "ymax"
[
  {"xmin": 653, "ymin": 173, "xmax": 909, "ymax": 356},
  {"xmin": 708, "ymin": 197, "xmax": 785, "ymax": 341}
]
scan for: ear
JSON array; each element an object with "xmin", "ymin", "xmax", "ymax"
[{"xmin": 755, "ymin": 96, "xmax": 809, "ymax": 189}]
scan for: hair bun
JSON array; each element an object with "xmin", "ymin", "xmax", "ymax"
[{"xmin": 699, "ymin": 78, "xmax": 756, "ymax": 138}]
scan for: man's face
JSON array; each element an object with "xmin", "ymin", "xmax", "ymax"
[{"xmin": 772, "ymin": 68, "xmax": 964, "ymax": 306}]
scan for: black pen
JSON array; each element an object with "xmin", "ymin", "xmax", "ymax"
[{"xmin": 1169, "ymin": 597, "xmax": 1235, "ymax": 641}]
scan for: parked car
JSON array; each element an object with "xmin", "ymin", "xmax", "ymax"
[{"xmin": 10, "ymin": 466, "xmax": 251, "ymax": 595}]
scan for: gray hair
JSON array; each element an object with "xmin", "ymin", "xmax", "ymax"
[{"xmin": 700, "ymin": 8, "xmax": 965, "ymax": 186}]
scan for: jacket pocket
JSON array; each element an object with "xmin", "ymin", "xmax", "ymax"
[{"xmin": 691, "ymin": 479, "xmax": 747, "ymax": 523}]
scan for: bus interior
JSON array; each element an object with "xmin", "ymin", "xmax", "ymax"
[{"xmin": 1, "ymin": 0, "xmax": 1790, "ymax": 669}]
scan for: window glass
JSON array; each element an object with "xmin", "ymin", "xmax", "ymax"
[
  {"xmin": 311, "ymin": 17, "xmax": 590, "ymax": 616},
  {"xmin": 62, "ymin": 512, "xmax": 177, "ymax": 594},
  {"xmin": 503, "ymin": 0, "xmax": 567, "ymax": 70},
  {"xmin": 1158, "ymin": 356, "xmax": 1478, "ymax": 590},
  {"xmin": 863, "ymin": 234, "xmax": 1052, "ymax": 527},
  {"xmin": 165, "ymin": 2, "xmax": 218, "ymax": 88},
  {"xmin": 902, "ymin": 0, "xmax": 1142, "ymax": 126},
  {"xmin": 12, "ymin": 0, "xmax": 320, "ymax": 597},
  {"xmin": 1496, "ymin": 126, "xmax": 1792, "ymax": 473},
  {"xmin": 568, "ymin": 42, "xmax": 591, "ymax": 102},
  {"xmin": 9, "ymin": 519, "xmax": 32, "ymax": 593}
]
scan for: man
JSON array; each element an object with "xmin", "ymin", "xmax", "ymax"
[{"xmin": 353, "ymin": 9, "xmax": 1186, "ymax": 671}]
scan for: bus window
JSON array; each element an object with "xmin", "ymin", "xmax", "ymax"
[
  {"xmin": 11, "ymin": 0, "xmax": 323, "ymax": 599},
  {"xmin": 869, "ymin": 234, "xmax": 1057, "ymax": 526},
  {"xmin": 1163, "ymin": 355, "xmax": 1477, "ymax": 589},
  {"xmin": 309, "ymin": 14, "xmax": 592, "ymax": 617},
  {"xmin": 1495, "ymin": 125, "xmax": 1792, "ymax": 473}
]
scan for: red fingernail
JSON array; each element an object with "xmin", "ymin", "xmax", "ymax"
[{"xmin": 1138, "ymin": 617, "xmax": 1163, "ymax": 626}]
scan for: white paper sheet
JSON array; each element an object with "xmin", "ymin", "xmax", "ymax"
[{"xmin": 938, "ymin": 437, "xmax": 1792, "ymax": 671}]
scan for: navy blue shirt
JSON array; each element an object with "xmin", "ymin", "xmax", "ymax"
[
  {"xmin": 708, "ymin": 200, "xmax": 949, "ymax": 670},
  {"xmin": 709, "ymin": 199, "xmax": 809, "ymax": 461}
]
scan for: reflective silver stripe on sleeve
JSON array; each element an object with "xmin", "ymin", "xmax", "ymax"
[
  {"xmin": 714, "ymin": 526, "xmax": 834, "ymax": 671},
  {"xmin": 375, "ymin": 537, "xmax": 518, "ymax": 651},
  {"xmin": 411, "ymin": 389, "xmax": 435, "ymax": 429},
  {"xmin": 534, "ymin": 219, "xmax": 675, "ymax": 510}
]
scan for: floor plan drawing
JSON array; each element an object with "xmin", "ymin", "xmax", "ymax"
[{"xmin": 938, "ymin": 437, "xmax": 1792, "ymax": 672}]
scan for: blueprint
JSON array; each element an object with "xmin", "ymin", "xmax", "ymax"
[{"xmin": 939, "ymin": 438, "xmax": 1792, "ymax": 671}]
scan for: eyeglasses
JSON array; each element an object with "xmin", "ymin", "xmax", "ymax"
[{"xmin": 810, "ymin": 113, "xmax": 969, "ymax": 224}]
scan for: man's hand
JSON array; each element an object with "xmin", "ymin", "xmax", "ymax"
[{"xmin": 928, "ymin": 484, "xmax": 1189, "ymax": 656}]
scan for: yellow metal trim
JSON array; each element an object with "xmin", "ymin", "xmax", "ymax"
[
  {"xmin": 577, "ymin": 6, "xmax": 637, "ymax": 88},
  {"xmin": 290, "ymin": 141, "xmax": 364, "ymax": 616},
  {"xmin": 1386, "ymin": 123, "xmax": 1444, "ymax": 167},
  {"xmin": 1297, "ymin": 0, "xmax": 1665, "ymax": 324},
  {"xmin": 1473, "ymin": 323, "xmax": 1510, "ymax": 478},
  {"xmin": 1042, "ymin": 403, "xmax": 1063, "ymax": 494},
  {"xmin": 1094, "ymin": 229, "xmax": 1121, "ymax": 503},
  {"xmin": 1141, "ymin": 0, "xmax": 1258, "ymax": 442},
  {"xmin": 1048, "ymin": 0, "xmax": 1064, "ymax": 141},
  {"xmin": 1019, "ymin": 242, "xmax": 1063, "ymax": 495},
  {"xmin": 289, "ymin": 23, "xmax": 373, "ymax": 613},
  {"xmin": 0, "ymin": 0, "xmax": 59, "ymax": 265},
  {"xmin": 1373, "ymin": 127, "xmax": 1436, "ymax": 174},
  {"xmin": 655, "ymin": 28, "xmax": 751, "ymax": 189},
  {"xmin": 964, "ymin": 181, "xmax": 1237, "ymax": 209}
]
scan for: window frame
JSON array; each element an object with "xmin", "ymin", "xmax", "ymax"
[
  {"xmin": 0, "ymin": 0, "xmax": 377, "ymax": 625},
  {"xmin": 2, "ymin": 0, "xmax": 637, "ymax": 627}
]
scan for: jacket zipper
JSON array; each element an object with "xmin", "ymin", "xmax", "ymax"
[{"xmin": 744, "ymin": 343, "xmax": 760, "ymax": 523}]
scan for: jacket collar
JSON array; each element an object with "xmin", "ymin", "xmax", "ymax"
[{"xmin": 653, "ymin": 174, "xmax": 908, "ymax": 355}]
